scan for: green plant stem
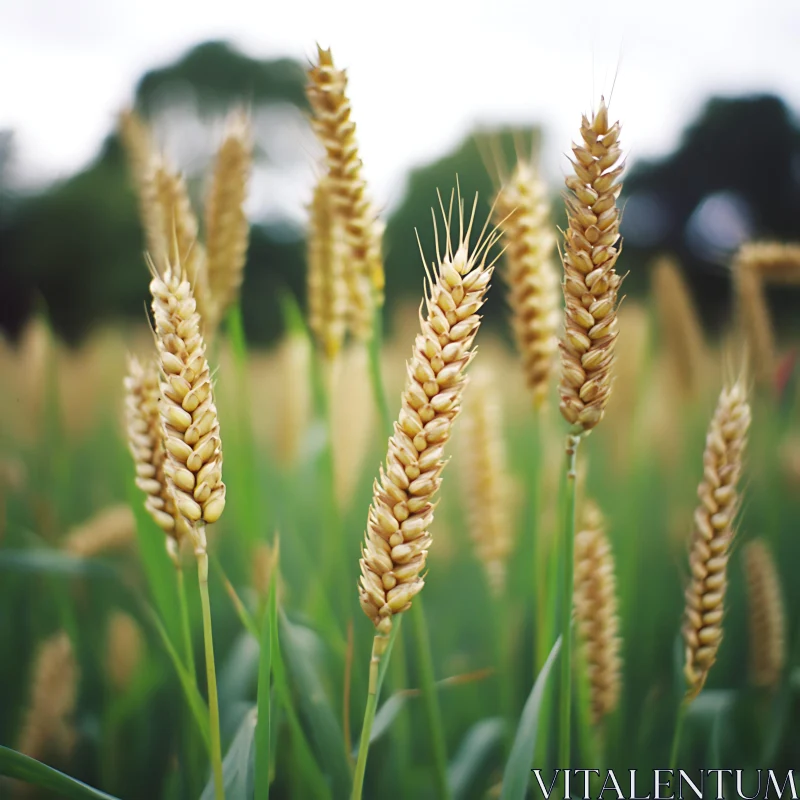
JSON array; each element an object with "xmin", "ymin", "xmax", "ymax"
[
  {"xmin": 669, "ymin": 700, "xmax": 688, "ymax": 770},
  {"xmin": 411, "ymin": 599, "xmax": 451, "ymax": 800},
  {"xmin": 558, "ymin": 433, "xmax": 580, "ymax": 772},
  {"xmin": 176, "ymin": 565, "xmax": 196, "ymax": 683},
  {"xmin": 352, "ymin": 628, "xmax": 393, "ymax": 800},
  {"xmin": 197, "ymin": 549, "xmax": 225, "ymax": 800}
]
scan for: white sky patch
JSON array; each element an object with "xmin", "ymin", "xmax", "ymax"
[{"xmin": 2, "ymin": 0, "xmax": 799, "ymax": 207}]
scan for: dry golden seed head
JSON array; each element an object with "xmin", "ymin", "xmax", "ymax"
[
  {"xmin": 204, "ymin": 110, "xmax": 252, "ymax": 335},
  {"xmin": 150, "ymin": 262, "xmax": 225, "ymax": 553},
  {"xmin": 276, "ymin": 332, "xmax": 312, "ymax": 467},
  {"xmin": 308, "ymin": 174, "xmax": 348, "ymax": 359},
  {"xmin": 306, "ymin": 46, "xmax": 384, "ymax": 339},
  {"xmin": 16, "ymin": 631, "xmax": 78, "ymax": 766},
  {"xmin": 559, "ymin": 99, "xmax": 624, "ymax": 434},
  {"xmin": 732, "ymin": 247, "xmax": 777, "ymax": 388},
  {"xmin": 459, "ymin": 366, "xmax": 513, "ymax": 596},
  {"xmin": 736, "ymin": 241, "xmax": 800, "ymax": 284},
  {"xmin": 494, "ymin": 160, "xmax": 559, "ymax": 408},
  {"xmin": 106, "ymin": 612, "xmax": 144, "ymax": 693},
  {"xmin": 357, "ymin": 193, "xmax": 500, "ymax": 630},
  {"xmin": 652, "ymin": 256, "xmax": 709, "ymax": 399},
  {"xmin": 682, "ymin": 379, "xmax": 751, "ymax": 701},
  {"xmin": 62, "ymin": 504, "xmax": 136, "ymax": 559},
  {"xmin": 573, "ymin": 500, "xmax": 622, "ymax": 724},
  {"xmin": 743, "ymin": 539, "xmax": 786, "ymax": 689}
]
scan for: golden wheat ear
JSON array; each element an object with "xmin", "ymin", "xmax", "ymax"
[
  {"xmin": 573, "ymin": 500, "xmax": 622, "ymax": 724},
  {"xmin": 559, "ymin": 99, "xmax": 625, "ymax": 435},
  {"xmin": 358, "ymin": 190, "xmax": 501, "ymax": 634},
  {"xmin": 306, "ymin": 45, "xmax": 383, "ymax": 341},
  {"xmin": 736, "ymin": 241, "xmax": 800, "ymax": 284},
  {"xmin": 743, "ymin": 538, "xmax": 786, "ymax": 689},
  {"xmin": 682, "ymin": 378, "xmax": 751, "ymax": 701},
  {"xmin": 61, "ymin": 504, "xmax": 136, "ymax": 558},
  {"xmin": 494, "ymin": 159, "xmax": 559, "ymax": 409},
  {"xmin": 204, "ymin": 109, "xmax": 252, "ymax": 336}
]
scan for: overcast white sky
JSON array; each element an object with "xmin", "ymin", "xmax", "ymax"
[{"xmin": 2, "ymin": 0, "xmax": 799, "ymax": 211}]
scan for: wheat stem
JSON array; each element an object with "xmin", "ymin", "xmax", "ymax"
[
  {"xmin": 197, "ymin": 549, "xmax": 225, "ymax": 800},
  {"xmin": 558, "ymin": 433, "xmax": 580, "ymax": 770},
  {"xmin": 411, "ymin": 598, "xmax": 451, "ymax": 800},
  {"xmin": 176, "ymin": 565, "xmax": 197, "ymax": 684}
]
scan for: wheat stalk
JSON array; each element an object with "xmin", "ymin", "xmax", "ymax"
[
  {"xmin": 204, "ymin": 110, "xmax": 252, "ymax": 334},
  {"xmin": 460, "ymin": 366, "xmax": 513, "ymax": 596},
  {"xmin": 743, "ymin": 538, "xmax": 786, "ymax": 688},
  {"xmin": 560, "ymin": 99, "xmax": 624, "ymax": 434},
  {"xmin": 573, "ymin": 500, "xmax": 622, "ymax": 724},
  {"xmin": 652, "ymin": 257, "xmax": 708, "ymax": 398},
  {"xmin": 357, "ymin": 193, "xmax": 499, "ymax": 635},
  {"xmin": 306, "ymin": 45, "xmax": 383, "ymax": 340},
  {"xmin": 682, "ymin": 379, "xmax": 751, "ymax": 700},
  {"xmin": 494, "ymin": 159, "xmax": 559, "ymax": 408},
  {"xmin": 62, "ymin": 504, "xmax": 136, "ymax": 559},
  {"xmin": 736, "ymin": 241, "xmax": 800, "ymax": 284},
  {"xmin": 16, "ymin": 631, "xmax": 78, "ymax": 766},
  {"xmin": 308, "ymin": 174, "xmax": 348, "ymax": 359}
]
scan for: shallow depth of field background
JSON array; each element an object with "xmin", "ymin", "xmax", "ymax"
[{"xmin": 2, "ymin": 0, "xmax": 800, "ymax": 798}]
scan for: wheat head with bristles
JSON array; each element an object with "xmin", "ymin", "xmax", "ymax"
[
  {"xmin": 559, "ymin": 99, "xmax": 624, "ymax": 434},
  {"xmin": 62, "ymin": 504, "xmax": 136, "ymax": 559},
  {"xmin": 736, "ymin": 241, "xmax": 800, "ymax": 284},
  {"xmin": 573, "ymin": 500, "xmax": 622, "ymax": 724},
  {"xmin": 204, "ymin": 110, "xmax": 252, "ymax": 334},
  {"xmin": 15, "ymin": 631, "xmax": 78, "ymax": 767},
  {"xmin": 682, "ymin": 379, "xmax": 751, "ymax": 701},
  {"xmin": 459, "ymin": 366, "xmax": 513, "ymax": 596},
  {"xmin": 652, "ymin": 256, "xmax": 709, "ymax": 399},
  {"xmin": 149, "ymin": 254, "xmax": 225, "ymax": 554},
  {"xmin": 307, "ymin": 174, "xmax": 348, "ymax": 359},
  {"xmin": 124, "ymin": 355, "xmax": 189, "ymax": 560},
  {"xmin": 106, "ymin": 612, "xmax": 145, "ymax": 693},
  {"xmin": 743, "ymin": 538, "xmax": 785, "ymax": 689},
  {"xmin": 358, "ymin": 193, "xmax": 500, "ymax": 641},
  {"xmin": 306, "ymin": 45, "xmax": 383, "ymax": 339},
  {"xmin": 494, "ymin": 159, "xmax": 559, "ymax": 408},
  {"xmin": 732, "ymin": 247, "xmax": 777, "ymax": 387}
]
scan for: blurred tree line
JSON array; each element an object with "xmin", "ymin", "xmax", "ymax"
[{"xmin": 1, "ymin": 40, "xmax": 799, "ymax": 345}]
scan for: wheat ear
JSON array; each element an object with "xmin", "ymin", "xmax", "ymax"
[
  {"xmin": 357, "ymin": 193, "xmax": 499, "ymax": 635},
  {"xmin": 682, "ymin": 379, "xmax": 751, "ymax": 700},
  {"xmin": 16, "ymin": 631, "xmax": 78, "ymax": 765},
  {"xmin": 204, "ymin": 110, "xmax": 252, "ymax": 334},
  {"xmin": 573, "ymin": 500, "xmax": 622, "ymax": 724},
  {"xmin": 460, "ymin": 366, "xmax": 513, "ymax": 596},
  {"xmin": 306, "ymin": 45, "xmax": 383, "ymax": 339},
  {"xmin": 307, "ymin": 174, "xmax": 347, "ymax": 359},
  {"xmin": 559, "ymin": 99, "xmax": 624, "ymax": 434},
  {"xmin": 652, "ymin": 257, "xmax": 708, "ymax": 398},
  {"xmin": 494, "ymin": 159, "xmax": 559, "ymax": 408},
  {"xmin": 743, "ymin": 538, "xmax": 786, "ymax": 688},
  {"xmin": 736, "ymin": 241, "xmax": 800, "ymax": 284},
  {"xmin": 149, "ymin": 258, "xmax": 225, "ymax": 553},
  {"xmin": 62, "ymin": 504, "xmax": 136, "ymax": 559},
  {"xmin": 106, "ymin": 612, "xmax": 145, "ymax": 693}
]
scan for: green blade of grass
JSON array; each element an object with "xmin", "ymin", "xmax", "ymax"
[
  {"xmin": 500, "ymin": 636, "xmax": 561, "ymax": 800},
  {"xmin": 449, "ymin": 717, "xmax": 505, "ymax": 800},
  {"xmin": 200, "ymin": 708, "xmax": 258, "ymax": 800},
  {"xmin": 0, "ymin": 746, "xmax": 120, "ymax": 800},
  {"xmin": 254, "ymin": 569, "xmax": 277, "ymax": 800}
]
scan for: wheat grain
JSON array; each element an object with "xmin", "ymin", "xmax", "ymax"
[
  {"xmin": 150, "ymin": 257, "xmax": 226, "ymax": 554},
  {"xmin": 16, "ymin": 631, "xmax": 78, "ymax": 765},
  {"xmin": 682, "ymin": 379, "xmax": 751, "ymax": 700},
  {"xmin": 204, "ymin": 110, "xmax": 252, "ymax": 333},
  {"xmin": 559, "ymin": 99, "xmax": 624, "ymax": 434},
  {"xmin": 736, "ymin": 241, "xmax": 800, "ymax": 284},
  {"xmin": 306, "ymin": 45, "xmax": 383, "ymax": 340},
  {"xmin": 573, "ymin": 500, "xmax": 622, "ymax": 724},
  {"xmin": 494, "ymin": 159, "xmax": 559, "ymax": 408},
  {"xmin": 62, "ymin": 504, "xmax": 136, "ymax": 558},
  {"xmin": 106, "ymin": 612, "xmax": 144, "ymax": 692},
  {"xmin": 308, "ymin": 174, "xmax": 348, "ymax": 359},
  {"xmin": 743, "ymin": 538, "xmax": 785, "ymax": 688},
  {"xmin": 459, "ymin": 366, "xmax": 513, "ymax": 596},
  {"xmin": 652, "ymin": 257, "xmax": 708, "ymax": 398},
  {"xmin": 357, "ymin": 192, "xmax": 499, "ymax": 633}
]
